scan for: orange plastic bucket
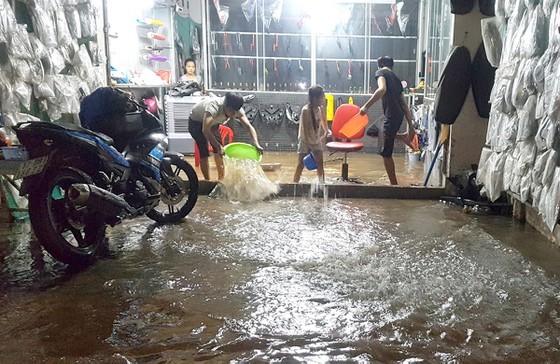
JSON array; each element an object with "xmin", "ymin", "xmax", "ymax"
[{"xmin": 339, "ymin": 113, "xmax": 368, "ymax": 139}]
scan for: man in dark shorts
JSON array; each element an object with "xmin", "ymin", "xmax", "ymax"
[
  {"xmin": 188, "ymin": 92, "xmax": 264, "ymax": 180},
  {"xmin": 359, "ymin": 56, "xmax": 415, "ymax": 185}
]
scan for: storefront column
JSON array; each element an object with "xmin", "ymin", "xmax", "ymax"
[{"xmin": 445, "ymin": 7, "xmax": 489, "ymax": 180}]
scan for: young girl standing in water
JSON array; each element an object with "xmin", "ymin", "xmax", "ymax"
[{"xmin": 293, "ymin": 85, "xmax": 330, "ymax": 183}]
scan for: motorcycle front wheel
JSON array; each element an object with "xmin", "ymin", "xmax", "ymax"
[
  {"xmin": 28, "ymin": 167, "xmax": 106, "ymax": 265},
  {"xmin": 146, "ymin": 154, "xmax": 198, "ymax": 223}
]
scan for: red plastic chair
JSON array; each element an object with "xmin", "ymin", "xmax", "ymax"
[
  {"xmin": 194, "ymin": 125, "xmax": 234, "ymax": 166},
  {"xmin": 326, "ymin": 104, "xmax": 367, "ymax": 182}
]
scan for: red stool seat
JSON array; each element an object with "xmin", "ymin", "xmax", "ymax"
[
  {"xmin": 327, "ymin": 104, "xmax": 368, "ymax": 182},
  {"xmin": 194, "ymin": 125, "xmax": 234, "ymax": 166},
  {"xmin": 326, "ymin": 141, "xmax": 365, "ymax": 152}
]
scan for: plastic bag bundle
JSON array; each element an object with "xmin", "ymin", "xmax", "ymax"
[
  {"xmin": 495, "ymin": 0, "xmax": 506, "ymax": 18},
  {"xmin": 532, "ymin": 150, "xmax": 549, "ymax": 186},
  {"xmin": 64, "ymin": 6, "xmax": 81, "ymax": 39},
  {"xmin": 33, "ymin": 81, "xmax": 56, "ymax": 98},
  {"xmin": 535, "ymin": 115, "xmax": 558, "ymax": 150},
  {"xmin": 53, "ymin": 74, "xmax": 77, "ymax": 114},
  {"xmin": 0, "ymin": 0, "xmax": 17, "ymax": 44},
  {"xmin": 508, "ymin": 0, "xmax": 526, "ymax": 23},
  {"xmin": 542, "ymin": 149, "xmax": 557, "ymax": 187},
  {"xmin": 0, "ymin": 71, "xmax": 17, "ymax": 112},
  {"xmin": 543, "ymin": 0, "xmax": 555, "ymax": 17},
  {"xmin": 532, "ymin": 183, "xmax": 542, "ymax": 209},
  {"xmin": 29, "ymin": 58, "xmax": 45, "ymax": 84},
  {"xmin": 542, "ymin": 168, "xmax": 560, "ymax": 232},
  {"xmin": 485, "ymin": 111, "xmax": 501, "ymax": 148},
  {"xmin": 62, "ymin": 0, "xmax": 79, "ymax": 5},
  {"xmin": 519, "ymin": 172, "xmax": 532, "ymax": 202},
  {"xmin": 521, "ymin": 4, "xmax": 546, "ymax": 59},
  {"xmin": 511, "ymin": 59, "xmax": 529, "ymax": 110},
  {"xmin": 533, "ymin": 50, "xmax": 550, "ymax": 94},
  {"xmin": 513, "ymin": 140, "xmax": 537, "ymax": 177},
  {"xmin": 87, "ymin": 40, "xmax": 104, "ymax": 66},
  {"xmin": 524, "ymin": 0, "xmax": 539, "ymax": 10},
  {"xmin": 503, "ymin": 154, "xmax": 515, "ymax": 191},
  {"xmin": 477, "ymin": 147, "xmax": 493, "ymax": 185},
  {"xmin": 501, "ymin": 113, "xmax": 518, "ymax": 149},
  {"xmin": 523, "ymin": 57, "xmax": 538, "ymax": 95},
  {"xmin": 516, "ymin": 95, "xmax": 537, "ymax": 141},
  {"xmin": 547, "ymin": 60, "xmax": 560, "ymax": 120},
  {"xmin": 484, "ymin": 151, "xmax": 507, "ymax": 202},
  {"xmin": 45, "ymin": 99, "xmax": 62, "ymax": 121},
  {"xmin": 73, "ymin": 44, "xmax": 94, "ymax": 81},
  {"xmin": 10, "ymin": 58, "xmax": 32, "ymax": 83},
  {"xmin": 503, "ymin": 4, "xmax": 527, "ymax": 61},
  {"xmin": 549, "ymin": 2, "xmax": 560, "ymax": 48},
  {"xmin": 55, "ymin": 7, "xmax": 72, "ymax": 46},
  {"xmin": 9, "ymin": 24, "xmax": 34, "ymax": 60},
  {"xmin": 59, "ymin": 40, "xmax": 79, "ymax": 65},
  {"xmin": 481, "ymin": 18, "xmax": 503, "ymax": 68},
  {"xmin": 29, "ymin": 33, "xmax": 48, "ymax": 60},
  {"xmin": 32, "ymin": 5, "xmax": 57, "ymax": 47},
  {"xmin": 491, "ymin": 77, "xmax": 510, "ymax": 114},
  {"xmin": 77, "ymin": 2, "xmax": 95, "ymax": 38},
  {"xmin": 48, "ymin": 47, "xmax": 66, "ymax": 74},
  {"xmin": 489, "ymin": 112, "xmax": 516, "ymax": 152},
  {"xmin": 89, "ymin": 66, "xmax": 105, "ymax": 91},
  {"xmin": 13, "ymin": 79, "xmax": 32, "ymax": 111}
]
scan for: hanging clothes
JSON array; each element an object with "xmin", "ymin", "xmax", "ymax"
[{"xmin": 174, "ymin": 13, "xmax": 203, "ymax": 81}]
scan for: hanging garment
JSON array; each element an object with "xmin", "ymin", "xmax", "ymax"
[
  {"xmin": 479, "ymin": 0, "xmax": 496, "ymax": 16},
  {"xmin": 434, "ymin": 46, "xmax": 472, "ymax": 125},
  {"xmin": 471, "ymin": 42, "xmax": 496, "ymax": 119},
  {"xmin": 450, "ymin": 0, "xmax": 475, "ymax": 14},
  {"xmin": 174, "ymin": 14, "xmax": 202, "ymax": 76}
]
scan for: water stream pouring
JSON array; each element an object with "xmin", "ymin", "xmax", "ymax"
[{"xmin": 214, "ymin": 143, "xmax": 278, "ymax": 202}]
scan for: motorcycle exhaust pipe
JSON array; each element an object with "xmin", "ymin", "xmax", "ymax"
[{"xmin": 68, "ymin": 183, "xmax": 135, "ymax": 217}]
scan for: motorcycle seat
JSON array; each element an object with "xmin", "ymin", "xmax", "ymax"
[{"xmin": 78, "ymin": 126, "xmax": 115, "ymax": 146}]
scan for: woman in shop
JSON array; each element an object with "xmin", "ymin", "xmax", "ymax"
[
  {"xmin": 179, "ymin": 58, "xmax": 202, "ymax": 84},
  {"xmin": 188, "ymin": 92, "xmax": 264, "ymax": 181},
  {"xmin": 177, "ymin": 58, "xmax": 204, "ymax": 95},
  {"xmin": 293, "ymin": 85, "xmax": 331, "ymax": 184}
]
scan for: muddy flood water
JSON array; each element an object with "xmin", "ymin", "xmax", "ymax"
[{"xmin": 2, "ymin": 197, "xmax": 560, "ymax": 362}]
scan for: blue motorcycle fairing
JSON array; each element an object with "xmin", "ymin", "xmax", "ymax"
[
  {"xmin": 139, "ymin": 145, "xmax": 165, "ymax": 181},
  {"xmin": 67, "ymin": 131, "xmax": 130, "ymax": 168}
]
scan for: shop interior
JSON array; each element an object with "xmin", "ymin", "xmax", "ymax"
[
  {"xmin": 103, "ymin": 0, "xmax": 443, "ymax": 186},
  {"xmin": 0, "ymin": 0, "xmax": 559, "ymax": 238}
]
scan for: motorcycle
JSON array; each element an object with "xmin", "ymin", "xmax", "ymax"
[{"xmin": 12, "ymin": 87, "xmax": 198, "ymax": 265}]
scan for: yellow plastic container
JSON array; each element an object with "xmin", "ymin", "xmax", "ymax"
[{"xmin": 325, "ymin": 93, "xmax": 334, "ymax": 121}]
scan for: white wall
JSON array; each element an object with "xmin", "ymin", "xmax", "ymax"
[{"xmin": 446, "ymin": 8, "xmax": 489, "ymax": 178}]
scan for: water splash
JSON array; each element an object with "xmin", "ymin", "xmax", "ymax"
[{"xmin": 210, "ymin": 157, "xmax": 280, "ymax": 202}]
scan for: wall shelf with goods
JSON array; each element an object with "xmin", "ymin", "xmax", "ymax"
[
  {"xmin": 106, "ymin": 0, "xmax": 176, "ymax": 87},
  {"xmin": 205, "ymin": 0, "xmax": 420, "ymax": 93}
]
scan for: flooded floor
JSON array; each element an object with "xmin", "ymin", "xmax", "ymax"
[
  {"xmin": 184, "ymin": 151, "xmax": 427, "ymax": 186},
  {"xmin": 2, "ymin": 197, "xmax": 560, "ymax": 362}
]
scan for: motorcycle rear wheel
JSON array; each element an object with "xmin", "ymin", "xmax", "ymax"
[
  {"xmin": 28, "ymin": 167, "xmax": 106, "ymax": 265},
  {"xmin": 147, "ymin": 154, "xmax": 198, "ymax": 223}
]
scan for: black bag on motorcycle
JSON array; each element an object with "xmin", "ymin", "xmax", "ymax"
[{"xmin": 79, "ymin": 87, "xmax": 159, "ymax": 151}]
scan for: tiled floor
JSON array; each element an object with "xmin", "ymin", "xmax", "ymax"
[{"xmin": 183, "ymin": 150, "xmax": 426, "ymax": 186}]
